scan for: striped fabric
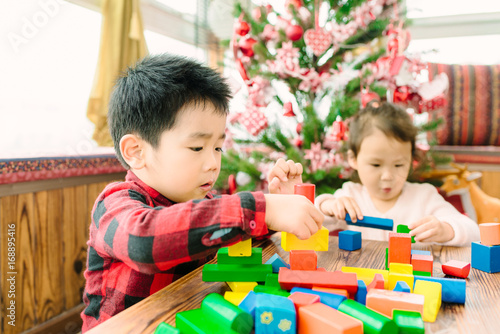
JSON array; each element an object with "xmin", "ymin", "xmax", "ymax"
[{"xmin": 428, "ymin": 63, "xmax": 500, "ymax": 146}]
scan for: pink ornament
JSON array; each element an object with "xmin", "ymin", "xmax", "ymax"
[
  {"xmin": 332, "ymin": 116, "xmax": 347, "ymax": 141},
  {"xmin": 283, "ymin": 102, "xmax": 295, "ymax": 116},
  {"xmin": 286, "ymin": 24, "xmax": 304, "ymax": 41},
  {"xmin": 304, "ymin": 28, "xmax": 332, "ymax": 56},
  {"xmin": 239, "ymin": 108, "xmax": 268, "ymax": 136},
  {"xmin": 239, "ymin": 37, "xmax": 257, "ymax": 57},
  {"xmin": 296, "ymin": 122, "xmax": 303, "ymax": 134},
  {"xmin": 252, "ymin": 7, "xmax": 262, "ymax": 21},
  {"xmin": 235, "ymin": 20, "xmax": 250, "ymax": 36}
]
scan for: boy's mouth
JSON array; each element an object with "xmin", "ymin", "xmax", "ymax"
[{"xmin": 200, "ymin": 181, "xmax": 213, "ymax": 191}]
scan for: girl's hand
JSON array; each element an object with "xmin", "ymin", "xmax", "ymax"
[
  {"xmin": 408, "ymin": 216, "xmax": 455, "ymax": 243},
  {"xmin": 268, "ymin": 158, "xmax": 303, "ymax": 195},
  {"xmin": 320, "ymin": 196, "xmax": 363, "ymax": 222}
]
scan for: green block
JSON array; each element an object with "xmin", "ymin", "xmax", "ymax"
[
  {"xmin": 397, "ymin": 225, "xmax": 416, "ymax": 243},
  {"xmin": 413, "ymin": 270, "xmax": 431, "ymax": 277},
  {"xmin": 176, "ymin": 309, "xmax": 239, "ymax": 334},
  {"xmin": 202, "ymin": 264, "xmax": 273, "ymax": 282},
  {"xmin": 392, "ymin": 310, "xmax": 425, "ymax": 334},
  {"xmin": 385, "ymin": 248, "xmax": 388, "ymax": 270},
  {"xmin": 264, "ymin": 273, "xmax": 280, "ymax": 288},
  {"xmin": 201, "ymin": 293, "xmax": 253, "ymax": 334},
  {"xmin": 253, "ymin": 285, "xmax": 290, "ymax": 297},
  {"xmin": 338, "ymin": 299, "xmax": 398, "ymax": 334},
  {"xmin": 154, "ymin": 322, "xmax": 180, "ymax": 334},
  {"xmin": 217, "ymin": 247, "xmax": 263, "ymax": 265}
]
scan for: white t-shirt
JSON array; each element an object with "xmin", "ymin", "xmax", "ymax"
[{"xmin": 315, "ymin": 181, "xmax": 480, "ymax": 246}]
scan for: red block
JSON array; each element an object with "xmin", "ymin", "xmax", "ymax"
[
  {"xmin": 290, "ymin": 250, "xmax": 318, "ymax": 271},
  {"xmin": 411, "ymin": 254, "xmax": 433, "ymax": 275},
  {"xmin": 278, "ymin": 268, "xmax": 358, "ymax": 294},
  {"xmin": 366, "ymin": 273, "xmax": 385, "ymax": 291},
  {"xmin": 389, "ymin": 233, "xmax": 411, "ymax": 264},
  {"xmin": 288, "ymin": 292, "xmax": 320, "ymax": 313},
  {"xmin": 442, "ymin": 260, "xmax": 471, "ymax": 278}
]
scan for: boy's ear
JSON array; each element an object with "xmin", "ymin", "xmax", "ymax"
[
  {"xmin": 120, "ymin": 134, "xmax": 146, "ymax": 169},
  {"xmin": 347, "ymin": 149, "xmax": 358, "ymax": 170}
]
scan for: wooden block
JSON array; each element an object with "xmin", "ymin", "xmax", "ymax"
[
  {"xmin": 365, "ymin": 288, "xmax": 424, "ymax": 318},
  {"xmin": 411, "ymin": 254, "xmax": 433, "ymax": 275},
  {"xmin": 393, "ymin": 281, "xmax": 411, "ymax": 293},
  {"xmin": 471, "ymin": 241, "xmax": 500, "ymax": 273},
  {"xmin": 255, "ymin": 293, "xmax": 296, "ymax": 334},
  {"xmin": 413, "ymin": 276, "xmax": 466, "ymax": 304},
  {"xmin": 227, "ymin": 281, "xmax": 258, "ymax": 293},
  {"xmin": 298, "ymin": 302, "xmax": 363, "ymax": 334},
  {"xmin": 413, "ymin": 280, "xmax": 442, "ymax": 323},
  {"xmin": 265, "ymin": 253, "xmax": 289, "ymax": 273},
  {"xmin": 442, "ymin": 260, "xmax": 471, "ymax": 278},
  {"xmin": 291, "ymin": 287, "xmax": 347, "ymax": 309},
  {"xmin": 339, "ymin": 230, "xmax": 362, "ymax": 251},
  {"xmin": 288, "ymin": 292, "xmax": 320, "ymax": 313},
  {"xmin": 202, "ymin": 264, "xmax": 272, "ymax": 282},
  {"xmin": 388, "ymin": 273, "xmax": 414, "ymax": 292},
  {"xmin": 389, "ymin": 263, "xmax": 413, "ymax": 275},
  {"xmin": 341, "ymin": 267, "xmax": 389, "ymax": 289},
  {"xmin": 337, "ymin": 299, "xmax": 398, "ymax": 334},
  {"xmin": 355, "ymin": 280, "xmax": 367, "ymax": 305},
  {"xmin": 253, "ymin": 285, "xmax": 291, "ymax": 297},
  {"xmin": 154, "ymin": 322, "xmax": 180, "ymax": 334},
  {"xmin": 290, "ymin": 250, "xmax": 318, "ymax": 270},
  {"xmin": 313, "ymin": 287, "xmax": 349, "ymax": 298},
  {"xmin": 396, "ymin": 224, "xmax": 415, "ymax": 243},
  {"xmin": 218, "ymin": 247, "xmax": 263, "ymax": 265},
  {"xmin": 278, "ymin": 267, "xmax": 358, "ymax": 294},
  {"xmin": 345, "ymin": 213, "xmax": 394, "ymax": 230},
  {"xmin": 224, "ymin": 291, "xmax": 250, "ymax": 306},
  {"xmin": 201, "ymin": 293, "xmax": 254, "ymax": 333},
  {"xmin": 238, "ymin": 291, "xmax": 257, "ymax": 317},
  {"xmin": 479, "ymin": 222, "xmax": 500, "ymax": 246},
  {"xmin": 392, "ymin": 310, "xmax": 424, "ymax": 334},
  {"xmin": 388, "ymin": 233, "xmax": 411, "ymax": 264},
  {"xmin": 367, "ymin": 273, "xmax": 386, "ymax": 291},
  {"xmin": 228, "ymin": 239, "xmax": 252, "ymax": 257},
  {"xmin": 294, "ymin": 183, "xmax": 316, "ymax": 203},
  {"xmin": 281, "ymin": 227, "xmax": 329, "ymax": 251}
]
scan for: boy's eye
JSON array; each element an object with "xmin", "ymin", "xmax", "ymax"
[
  {"xmin": 216, "ymin": 147, "xmax": 224, "ymax": 153},
  {"xmin": 190, "ymin": 147, "xmax": 203, "ymax": 152}
]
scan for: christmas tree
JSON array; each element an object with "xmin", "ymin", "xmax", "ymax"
[{"xmin": 216, "ymin": 0, "xmax": 449, "ymax": 195}]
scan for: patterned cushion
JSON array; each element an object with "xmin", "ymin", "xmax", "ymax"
[{"xmin": 428, "ymin": 63, "xmax": 500, "ymax": 146}]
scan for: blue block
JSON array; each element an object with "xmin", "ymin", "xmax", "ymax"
[
  {"xmin": 394, "ymin": 281, "xmax": 411, "ymax": 293},
  {"xmin": 290, "ymin": 287, "xmax": 346, "ymax": 309},
  {"xmin": 411, "ymin": 250, "xmax": 431, "ymax": 256},
  {"xmin": 338, "ymin": 230, "xmax": 362, "ymax": 251},
  {"xmin": 265, "ymin": 253, "xmax": 290, "ymax": 273},
  {"xmin": 255, "ymin": 293, "xmax": 296, "ymax": 334},
  {"xmin": 355, "ymin": 280, "xmax": 367, "ymax": 305},
  {"xmin": 471, "ymin": 241, "xmax": 500, "ymax": 273},
  {"xmin": 239, "ymin": 291, "xmax": 257, "ymax": 318},
  {"xmin": 413, "ymin": 276, "xmax": 466, "ymax": 304},
  {"xmin": 345, "ymin": 214, "xmax": 393, "ymax": 230}
]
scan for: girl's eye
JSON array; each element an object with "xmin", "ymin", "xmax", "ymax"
[
  {"xmin": 190, "ymin": 147, "xmax": 203, "ymax": 152},
  {"xmin": 395, "ymin": 164, "xmax": 403, "ymax": 168},
  {"xmin": 371, "ymin": 164, "xmax": 380, "ymax": 167}
]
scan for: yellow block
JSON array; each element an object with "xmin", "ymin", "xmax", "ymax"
[
  {"xmin": 228, "ymin": 238, "xmax": 252, "ymax": 256},
  {"xmin": 281, "ymin": 226, "xmax": 329, "ymax": 251},
  {"xmin": 414, "ymin": 280, "xmax": 442, "ymax": 322},
  {"xmin": 227, "ymin": 281, "xmax": 257, "ymax": 293},
  {"xmin": 388, "ymin": 273, "xmax": 414, "ymax": 292},
  {"xmin": 224, "ymin": 291, "xmax": 249, "ymax": 306},
  {"xmin": 389, "ymin": 263, "xmax": 413, "ymax": 275},
  {"xmin": 341, "ymin": 267, "xmax": 389, "ymax": 289}
]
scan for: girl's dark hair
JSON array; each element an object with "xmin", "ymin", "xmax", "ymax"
[
  {"xmin": 349, "ymin": 101, "xmax": 418, "ymax": 159},
  {"xmin": 108, "ymin": 53, "xmax": 232, "ymax": 168}
]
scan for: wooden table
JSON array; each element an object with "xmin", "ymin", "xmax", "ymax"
[{"xmin": 87, "ymin": 234, "xmax": 500, "ymax": 334}]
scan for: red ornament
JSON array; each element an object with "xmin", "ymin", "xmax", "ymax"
[
  {"xmin": 393, "ymin": 86, "xmax": 410, "ymax": 103},
  {"xmin": 235, "ymin": 20, "xmax": 250, "ymax": 36},
  {"xmin": 387, "ymin": 38, "xmax": 399, "ymax": 56},
  {"xmin": 285, "ymin": 0, "xmax": 302, "ymax": 9},
  {"xmin": 294, "ymin": 137, "xmax": 303, "ymax": 148},
  {"xmin": 236, "ymin": 59, "xmax": 249, "ymax": 82},
  {"xmin": 228, "ymin": 174, "xmax": 237, "ymax": 195},
  {"xmin": 296, "ymin": 122, "xmax": 303, "ymax": 134},
  {"xmin": 283, "ymin": 102, "xmax": 295, "ymax": 117},
  {"xmin": 361, "ymin": 90, "xmax": 380, "ymax": 108},
  {"xmin": 332, "ymin": 116, "xmax": 347, "ymax": 141},
  {"xmin": 239, "ymin": 37, "xmax": 257, "ymax": 57},
  {"xmin": 286, "ymin": 24, "xmax": 304, "ymax": 41},
  {"xmin": 239, "ymin": 108, "xmax": 268, "ymax": 136},
  {"xmin": 304, "ymin": 28, "xmax": 332, "ymax": 56}
]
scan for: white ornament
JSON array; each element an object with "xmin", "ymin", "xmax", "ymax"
[{"xmin": 236, "ymin": 172, "xmax": 252, "ymax": 186}]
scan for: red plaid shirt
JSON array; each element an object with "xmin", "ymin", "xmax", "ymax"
[{"xmin": 81, "ymin": 171, "xmax": 268, "ymax": 332}]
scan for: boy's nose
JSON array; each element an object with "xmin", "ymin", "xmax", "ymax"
[{"xmin": 205, "ymin": 152, "xmax": 219, "ymax": 171}]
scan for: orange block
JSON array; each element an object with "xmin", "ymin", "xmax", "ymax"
[
  {"xmin": 312, "ymin": 287, "xmax": 349, "ymax": 298},
  {"xmin": 479, "ymin": 223, "xmax": 500, "ymax": 246},
  {"xmin": 389, "ymin": 233, "xmax": 411, "ymax": 264},
  {"xmin": 290, "ymin": 250, "xmax": 318, "ymax": 271},
  {"xmin": 288, "ymin": 292, "xmax": 320, "ymax": 313},
  {"xmin": 365, "ymin": 288, "xmax": 424, "ymax": 318},
  {"xmin": 298, "ymin": 302, "xmax": 363, "ymax": 334},
  {"xmin": 411, "ymin": 254, "xmax": 433, "ymax": 274}
]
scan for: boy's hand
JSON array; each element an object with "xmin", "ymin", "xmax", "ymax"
[
  {"xmin": 319, "ymin": 196, "xmax": 363, "ymax": 222},
  {"xmin": 268, "ymin": 158, "xmax": 303, "ymax": 194},
  {"xmin": 264, "ymin": 194, "xmax": 324, "ymax": 240},
  {"xmin": 408, "ymin": 216, "xmax": 455, "ymax": 243}
]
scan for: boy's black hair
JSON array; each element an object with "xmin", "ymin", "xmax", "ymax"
[{"xmin": 108, "ymin": 53, "xmax": 232, "ymax": 168}]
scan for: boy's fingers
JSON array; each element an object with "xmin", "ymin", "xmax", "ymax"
[{"xmin": 268, "ymin": 177, "xmax": 280, "ymax": 194}]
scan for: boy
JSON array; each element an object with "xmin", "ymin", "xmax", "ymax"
[{"xmin": 81, "ymin": 53, "xmax": 323, "ymax": 332}]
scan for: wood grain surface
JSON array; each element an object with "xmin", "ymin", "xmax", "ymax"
[{"xmin": 86, "ymin": 233, "xmax": 500, "ymax": 334}]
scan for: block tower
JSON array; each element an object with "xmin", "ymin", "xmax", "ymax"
[{"xmin": 471, "ymin": 222, "xmax": 500, "ymax": 273}]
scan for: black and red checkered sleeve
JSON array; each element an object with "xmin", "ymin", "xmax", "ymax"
[{"xmin": 89, "ymin": 182, "xmax": 268, "ymax": 275}]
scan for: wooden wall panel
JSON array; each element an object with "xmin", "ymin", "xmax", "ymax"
[{"xmin": 34, "ymin": 189, "xmax": 63, "ymax": 323}]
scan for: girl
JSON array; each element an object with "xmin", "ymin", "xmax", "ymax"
[{"xmin": 316, "ymin": 102, "xmax": 480, "ymax": 246}]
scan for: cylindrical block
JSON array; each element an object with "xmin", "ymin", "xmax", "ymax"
[
  {"xmin": 479, "ymin": 222, "xmax": 500, "ymax": 246},
  {"xmin": 338, "ymin": 299, "xmax": 398, "ymax": 334},
  {"xmin": 294, "ymin": 183, "xmax": 315, "ymax": 203},
  {"xmin": 201, "ymin": 293, "xmax": 253, "ymax": 334}
]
